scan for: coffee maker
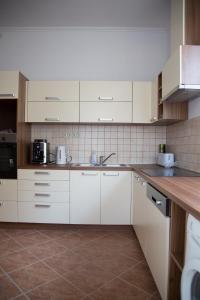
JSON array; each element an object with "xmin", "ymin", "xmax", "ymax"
[{"xmin": 31, "ymin": 139, "xmax": 49, "ymax": 164}]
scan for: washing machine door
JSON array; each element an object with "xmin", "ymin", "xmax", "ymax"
[{"xmin": 181, "ymin": 259, "xmax": 200, "ymax": 300}]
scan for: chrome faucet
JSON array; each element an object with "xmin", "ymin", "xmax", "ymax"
[{"xmin": 99, "ymin": 153, "xmax": 116, "ymax": 166}]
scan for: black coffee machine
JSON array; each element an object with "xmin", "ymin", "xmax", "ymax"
[{"xmin": 31, "ymin": 139, "xmax": 50, "ymax": 164}]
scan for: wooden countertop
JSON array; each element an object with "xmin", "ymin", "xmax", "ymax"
[{"xmin": 20, "ymin": 164, "xmax": 200, "ymax": 220}]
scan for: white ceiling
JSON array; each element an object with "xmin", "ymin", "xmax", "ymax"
[{"xmin": 0, "ymin": 0, "xmax": 170, "ymax": 28}]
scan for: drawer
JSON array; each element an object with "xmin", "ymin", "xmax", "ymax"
[
  {"xmin": 80, "ymin": 102, "xmax": 132, "ymax": 123},
  {"xmin": 18, "ymin": 190, "xmax": 69, "ymax": 203},
  {"xmin": 18, "ymin": 180, "xmax": 69, "ymax": 192},
  {"xmin": 18, "ymin": 169, "xmax": 69, "ymax": 181},
  {"xmin": 0, "ymin": 201, "xmax": 18, "ymax": 222},
  {"xmin": 27, "ymin": 102, "xmax": 79, "ymax": 123},
  {"xmin": 18, "ymin": 202, "xmax": 69, "ymax": 224},
  {"xmin": 80, "ymin": 81, "xmax": 132, "ymax": 102},
  {"xmin": 27, "ymin": 81, "xmax": 79, "ymax": 102},
  {"xmin": 0, "ymin": 180, "xmax": 17, "ymax": 201}
]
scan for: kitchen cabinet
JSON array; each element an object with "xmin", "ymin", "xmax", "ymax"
[
  {"xmin": 101, "ymin": 171, "xmax": 131, "ymax": 225},
  {"xmin": 80, "ymin": 81, "xmax": 132, "ymax": 123},
  {"xmin": 171, "ymin": 0, "xmax": 200, "ymax": 54},
  {"xmin": 18, "ymin": 169, "xmax": 70, "ymax": 224},
  {"xmin": 0, "ymin": 71, "xmax": 20, "ymax": 99},
  {"xmin": 132, "ymin": 81, "xmax": 152, "ymax": 123},
  {"xmin": 151, "ymin": 77, "xmax": 158, "ymax": 122},
  {"xmin": 26, "ymin": 81, "xmax": 79, "ymax": 123},
  {"xmin": 0, "ymin": 180, "xmax": 18, "ymax": 222},
  {"xmin": 70, "ymin": 170, "xmax": 101, "ymax": 224}
]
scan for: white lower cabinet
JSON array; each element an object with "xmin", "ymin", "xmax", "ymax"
[
  {"xmin": 0, "ymin": 180, "xmax": 18, "ymax": 222},
  {"xmin": 70, "ymin": 171, "xmax": 101, "ymax": 224},
  {"xmin": 101, "ymin": 171, "xmax": 131, "ymax": 225}
]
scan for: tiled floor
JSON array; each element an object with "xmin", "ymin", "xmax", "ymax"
[{"xmin": 0, "ymin": 225, "xmax": 161, "ymax": 300}]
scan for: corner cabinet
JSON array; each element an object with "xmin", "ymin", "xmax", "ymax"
[
  {"xmin": 26, "ymin": 81, "xmax": 79, "ymax": 123},
  {"xmin": 80, "ymin": 81, "xmax": 132, "ymax": 123}
]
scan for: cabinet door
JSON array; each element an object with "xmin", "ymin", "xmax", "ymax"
[
  {"xmin": 101, "ymin": 171, "xmax": 131, "ymax": 225},
  {"xmin": 0, "ymin": 201, "xmax": 18, "ymax": 222},
  {"xmin": 0, "ymin": 180, "xmax": 17, "ymax": 201},
  {"xmin": 80, "ymin": 81, "xmax": 132, "ymax": 102},
  {"xmin": 132, "ymin": 81, "xmax": 151, "ymax": 123},
  {"xmin": 0, "ymin": 71, "xmax": 19, "ymax": 99},
  {"xmin": 27, "ymin": 81, "xmax": 79, "ymax": 102},
  {"xmin": 170, "ymin": 0, "xmax": 185, "ymax": 54},
  {"xmin": 27, "ymin": 102, "xmax": 79, "ymax": 122},
  {"xmin": 80, "ymin": 102, "xmax": 132, "ymax": 123},
  {"xmin": 70, "ymin": 171, "xmax": 100, "ymax": 224},
  {"xmin": 151, "ymin": 77, "xmax": 158, "ymax": 122}
]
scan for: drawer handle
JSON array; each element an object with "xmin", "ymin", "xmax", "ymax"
[
  {"xmin": 45, "ymin": 117, "xmax": 60, "ymax": 122},
  {"xmin": 103, "ymin": 173, "xmax": 119, "ymax": 176},
  {"xmin": 98, "ymin": 118, "xmax": 113, "ymax": 122},
  {"xmin": 81, "ymin": 172, "xmax": 98, "ymax": 176},
  {"xmin": 98, "ymin": 96, "xmax": 113, "ymax": 101},
  {"xmin": 34, "ymin": 171, "xmax": 49, "ymax": 175},
  {"xmin": 45, "ymin": 97, "xmax": 61, "ymax": 101},
  {"xmin": 34, "ymin": 193, "xmax": 50, "ymax": 197},
  {"xmin": 34, "ymin": 182, "xmax": 50, "ymax": 186},
  {"xmin": 0, "ymin": 93, "xmax": 15, "ymax": 97},
  {"xmin": 35, "ymin": 204, "xmax": 51, "ymax": 208}
]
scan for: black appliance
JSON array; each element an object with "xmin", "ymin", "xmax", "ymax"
[
  {"xmin": 0, "ymin": 133, "xmax": 17, "ymax": 179},
  {"xmin": 31, "ymin": 139, "xmax": 49, "ymax": 164},
  {"xmin": 141, "ymin": 166, "xmax": 200, "ymax": 177}
]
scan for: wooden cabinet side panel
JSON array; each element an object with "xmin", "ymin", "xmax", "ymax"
[
  {"xmin": 185, "ymin": 0, "xmax": 200, "ymax": 45},
  {"xmin": 182, "ymin": 45, "xmax": 200, "ymax": 84}
]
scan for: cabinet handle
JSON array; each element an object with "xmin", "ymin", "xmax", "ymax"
[
  {"xmin": 45, "ymin": 117, "xmax": 60, "ymax": 122},
  {"xmin": 103, "ymin": 173, "xmax": 119, "ymax": 176},
  {"xmin": 98, "ymin": 118, "xmax": 113, "ymax": 122},
  {"xmin": 0, "ymin": 93, "xmax": 15, "ymax": 97},
  {"xmin": 34, "ymin": 171, "xmax": 49, "ymax": 175},
  {"xmin": 45, "ymin": 97, "xmax": 61, "ymax": 101},
  {"xmin": 34, "ymin": 182, "xmax": 50, "ymax": 186},
  {"xmin": 34, "ymin": 193, "xmax": 50, "ymax": 197},
  {"xmin": 81, "ymin": 172, "xmax": 98, "ymax": 176},
  {"xmin": 98, "ymin": 96, "xmax": 113, "ymax": 101},
  {"xmin": 35, "ymin": 204, "xmax": 51, "ymax": 208}
]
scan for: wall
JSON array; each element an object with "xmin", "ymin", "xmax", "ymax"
[
  {"xmin": 31, "ymin": 124, "xmax": 166, "ymax": 164},
  {"xmin": 166, "ymin": 116, "xmax": 200, "ymax": 172},
  {"xmin": 0, "ymin": 27, "xmax": 169, "ymax": 80}
]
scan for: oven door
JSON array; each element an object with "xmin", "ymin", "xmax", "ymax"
[{"xmin": 0, "ymin": 143, "xmax": 17, "ymax": 179}]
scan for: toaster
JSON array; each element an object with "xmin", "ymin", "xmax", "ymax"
[{"xmin": 157, "ymin": 153, "xmax": 175, "ymax": 168}]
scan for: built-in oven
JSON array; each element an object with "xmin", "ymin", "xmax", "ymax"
[{"xmin": 0, "ymin": 133, "xmax": 17, "ymax": 179}]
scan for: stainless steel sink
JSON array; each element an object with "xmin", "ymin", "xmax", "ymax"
[{"xmin": 72, "ymin": 163, "xmax": 129, "ymax": 167}]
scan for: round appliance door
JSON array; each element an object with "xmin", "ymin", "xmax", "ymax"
[{"xmin": 181, "ymin": 259, "xmax": 200, "ymax": 300}]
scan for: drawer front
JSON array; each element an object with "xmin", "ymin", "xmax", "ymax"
[
  {"xmin": 27, "ymin": 81, "xmax": 79, "ymax": 102},
  {"xmin": 0, "ymin": 201, "xmax": 18, "ymax": 222},
  {"xmin": 80, "ymin": 81, "xmax": 132, "ymax": 102},
  {"xmin": 18, "ymin": 169, "xmax": 69, "ymax": 181},
  {"xmin": 18, "ymin": 180, "xmax": 69, "ymax": 192},
  {"xmin": 0, "ymin": 180, "xmax": 17, "ymax": 201},
  {"xmin": 18, "ymin": 202, "xmax": 69, "ymax": 224},
  {"xmin": 18, "ymin": 191, "xmax": 69, "ymax": 203},
  {"xmin": 80, "ymin": 102, "xmax": 132, "ymax": 123},
  {"xmin": 27, "ymin": 102, "xmax": 79, "ymax": 123}
]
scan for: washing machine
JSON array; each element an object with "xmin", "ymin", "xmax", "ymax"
[{"xmin": 181, "ymin": 214, "xmax": 200, "ymax": 300}]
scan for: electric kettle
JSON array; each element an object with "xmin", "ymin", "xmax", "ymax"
[{"xmin": 56, "ymin": 145, "xmax": 72, "ymax": 165}]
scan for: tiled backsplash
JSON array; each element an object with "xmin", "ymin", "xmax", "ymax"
[
  {"xmin": 31, "ymin": 124, "xmax": 166, "ymax": 164},
  {"xmin": 166, "ymin": 116, "xmax": 200, "ymax": 172}
]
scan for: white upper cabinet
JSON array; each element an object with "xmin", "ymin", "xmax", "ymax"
[
  {"xmin": 80, "ymin": 81, "xmax": 132, "ymax": 102},
  {"xmin": 151, "ymin": 77, "xmax": 158, "ymax": 122},
  {"xmin": 132, "ymin": 81, "xmax": 152, "ymax": 123},
  {"xmin": 27, "ymin": 81, "xmax": 79, "ymax": 102},
  {"xmin": 0, "ymin": 71, "xmax": 19, "ymax": 99}
]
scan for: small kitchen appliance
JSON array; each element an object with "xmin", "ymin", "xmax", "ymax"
[
  {"xmin": 157, "ymin": 153, "xmax": 175, "ymax": 168},
  {"xmin": 56, "ymin": 145, "xmax": 72, "ymax": 165},
  {"xmin": 31, "ymin": 139, "xmax": 49, "ymax": 164}
]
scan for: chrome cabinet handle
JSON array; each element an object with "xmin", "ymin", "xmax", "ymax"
[
  {"xmin": 103, "ymin": 173, "xmax": 119, "ymax": 176},
  {"xmin": 98, "ymin": 118, "xmax": 113, "ymax": 122},
  {"xmin": 98, "ymin": 96, "xmax": 113, "ymax": 101},
  {"xmin": 34, "ymin": 182, "xmax": 50, "ymax": 186},
  {"xmin": 34, "ymin": 193, "xmax": 50, "ymax": 197},
  {"xmin": 35, "ymin": 204, "xmax": 51, "ymax": 208},
  {"xmin": 45, "ymin": 117, "xmax": 60, "ymax": 121},
  {"xmin": 81, "ymin": 172, "xmax": 98, "ymax": 176},
  {"xmin": 0, "ymin": 93, "xmax": 15, "ymax": 97},
  {"xmin": 45, "ymin": 97, "xmax": 61, "ymax": 101},
  {"xmin": 34, "ymin": 171, "xmax": 49, "ymax": 175}
]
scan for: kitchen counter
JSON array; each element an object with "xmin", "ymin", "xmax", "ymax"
[{"xmin": 19, "ymin": 163, "xmax": 200, "ymax": 220}]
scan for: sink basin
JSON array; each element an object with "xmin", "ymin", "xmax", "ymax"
[
  {"xmin": 72, "ymin": 163, "xmax": 93, "ymax": 167},
  {"xmin": 104, "ymin": 164, "xmax": 128, "ymax": 167},
  {"xmin": 72, "ymin": 163, "xmax": 129, "ymax": 167}
]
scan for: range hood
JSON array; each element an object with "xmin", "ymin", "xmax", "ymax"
[{"xmin": 162, "ymin": 84, "xmax": 200, "ymax": 103}]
